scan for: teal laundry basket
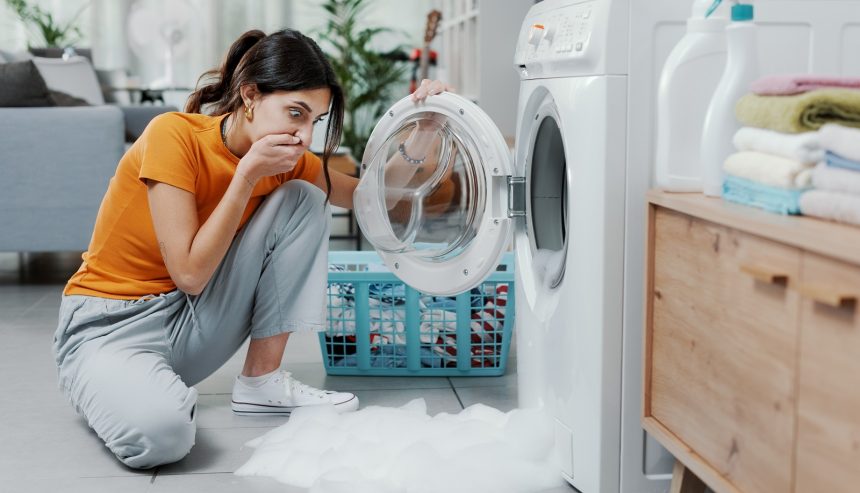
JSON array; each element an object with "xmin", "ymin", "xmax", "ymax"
[{"xmin": 320, "ymin": 251, "xmax": 515, "ymax": 376}]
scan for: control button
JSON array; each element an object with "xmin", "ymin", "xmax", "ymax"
[
  {"xmin": 582, "ymin": 9, "xmax": 591, "ymax": 19},
  {"xmin": 575, "ymin": 42, "xmax": 584, "ymax": 51},
  {"xmin": 528, "ymin": 23, "xmax": 545, "ymax": 46}
]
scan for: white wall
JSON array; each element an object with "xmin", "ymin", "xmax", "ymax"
[{"xmin": 1, "ymin": 0, "xmax": 434, "ymax": 88}]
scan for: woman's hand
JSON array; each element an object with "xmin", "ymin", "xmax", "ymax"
[
  {"xmin": 410, "ymin": 79, "xmax": 454, "ymax": 102},
  {"xmin": 236, "ymin": 133, "xmax": 306, "ymax": 184}
]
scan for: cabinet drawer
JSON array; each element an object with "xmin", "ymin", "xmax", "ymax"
[
  {"xmin": 648, "ymin": 208, "xmax": 801, "ymax": 493},
  {"xmin": 795, "ymin": 253, "xmax": 860, "ymax": 493}
]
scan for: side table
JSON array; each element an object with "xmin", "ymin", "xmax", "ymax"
[{"xmin": 322, "ymin": 152, "xmax": 362, "ymax": 251}]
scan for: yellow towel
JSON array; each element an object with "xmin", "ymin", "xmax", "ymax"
[{"xmin": 735, "ymin": 89, "xmax": 860, "ymax": 134}]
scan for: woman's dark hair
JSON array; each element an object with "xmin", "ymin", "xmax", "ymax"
[{"xmin": 186, "ymin": 29, "xmax": 344, "ymax": 202}]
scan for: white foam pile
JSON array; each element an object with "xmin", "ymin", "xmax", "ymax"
[{"xmin": 235, "ymin": 398, "xmax": 565, "ymax": 493}]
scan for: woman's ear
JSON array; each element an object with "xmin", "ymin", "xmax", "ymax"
[{"xmin": 240, "ymin": 83, "xmax": 260, "ymax": 106}]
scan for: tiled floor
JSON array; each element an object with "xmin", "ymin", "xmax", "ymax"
[{"xmin": 0, "ymin": 250, "xmax": 576, "ymax": 492}]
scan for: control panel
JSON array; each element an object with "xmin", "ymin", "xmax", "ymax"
[{"xmin": 519, "ymin": 1, "xmax": 595, "ymax": 61}]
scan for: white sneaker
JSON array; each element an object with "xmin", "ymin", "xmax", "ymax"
[{"xmin": 231, "ymin": 370, "xmax": 359, "ymax": 416}]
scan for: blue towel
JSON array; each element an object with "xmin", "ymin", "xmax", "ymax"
[
  {"xmin": 825, "ymin": 150, "xmax": 860, "ymax": 172},
  {"xmin": 722, "ymin": 175, "xmax": 807, "ymax": 215}
]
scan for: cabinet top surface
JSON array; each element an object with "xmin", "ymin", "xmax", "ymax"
[{"xmin": 648, "ymin": 190, "xmax": 860, "ymax": 266}]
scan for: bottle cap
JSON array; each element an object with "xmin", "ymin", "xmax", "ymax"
[{"xmin": 731, "ymin": 3, "xmax": 754, "ymax": 21}]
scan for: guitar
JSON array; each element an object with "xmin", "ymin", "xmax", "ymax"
[{"xmin": 410, "ymin": 9, "xmax": 442, "ymax": 93}]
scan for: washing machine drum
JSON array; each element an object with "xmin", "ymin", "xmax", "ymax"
[{"xmin": 353, "ymin": 93, "xmax": 515, "ymax": 296}]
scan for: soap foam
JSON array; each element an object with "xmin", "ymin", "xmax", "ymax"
[{"xmin": 235, "ymin": 399, "xmax": 565, "ymax": 492}]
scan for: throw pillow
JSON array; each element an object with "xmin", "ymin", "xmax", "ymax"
[
  {"xmin": 0, "ymin": 60, "xmax": 54, "ymax": 107},
  {"xmin": 49, "ymin": 90, "xmax": 90, "ymax": 107}
]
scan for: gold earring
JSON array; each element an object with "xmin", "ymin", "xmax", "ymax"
[{"xmin": 244, "ymin": 103, "xmax": 254, "ymax": 121}]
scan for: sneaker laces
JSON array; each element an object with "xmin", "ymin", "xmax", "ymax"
[{"xmin": 275, "ymin": 371, "xmax": 330, "ymax": 399}]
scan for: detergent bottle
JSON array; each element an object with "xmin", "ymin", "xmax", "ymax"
[
  {"xmin": 700, "ymin": 0, "xmax": 758, "ymax": 197},
  {"xmin": 654, "ymin": 0, "xmax": 730, "ymax": 192}
]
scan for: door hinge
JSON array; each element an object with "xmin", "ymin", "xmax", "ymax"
[{"xmin": 507, "ymin": 176, "xmax": 526, "ymax": 218}]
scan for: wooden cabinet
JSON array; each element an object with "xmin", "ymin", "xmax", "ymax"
[
  {"xmin": 795, "ymin": 253, "xmax": 860, "ymax": 493},
  {"xmin": 643, "ymin": 191, "xmax": 860, "ymax": 493}
]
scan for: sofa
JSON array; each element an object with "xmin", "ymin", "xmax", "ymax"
[{"xmin": 0, "ymin": 52, "xmax": 176, "ymax": 252}]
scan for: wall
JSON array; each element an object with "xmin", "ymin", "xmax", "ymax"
[{"xmin": 1, "ymin": 0, "xmax": 433, "ymax": 89}]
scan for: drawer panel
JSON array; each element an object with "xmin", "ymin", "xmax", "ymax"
[
  {"xmin": 649, "ymin": 208, "xmax": 801, "ymax": 493},
  {"xmin": 795, "ymin": 253, "xmax": 860, "ymax": 493}
]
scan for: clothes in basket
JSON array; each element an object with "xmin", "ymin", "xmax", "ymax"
[{"xmin": 418, "ymin": 284, "xmax": 509, "ymax": 368}]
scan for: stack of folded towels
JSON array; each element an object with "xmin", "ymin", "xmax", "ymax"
[
  {"xmin": 802, "ymin": 124, "xmax": 860, "ymax": 226},
  {"xmin": 724, "ymin": 75, "xmax": 860, "ymax": 216}
]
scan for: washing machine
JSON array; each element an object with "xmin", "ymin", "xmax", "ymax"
[
  {"xmin": 351, "ymin": 1, "xmax": 674, "ymax": 492},
  {"xmin": 351, "ymin": 0, "xmax": 860, "ymax": 492}
]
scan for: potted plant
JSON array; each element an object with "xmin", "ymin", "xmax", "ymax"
[
  {"xmin": 5, "ymin": 0, "xmax": 90, "ymax": 59},
  {"xmin": 317, "ymin": 0, "xmax": 409, "ymax": 162}
]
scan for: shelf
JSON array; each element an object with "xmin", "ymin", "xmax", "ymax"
[{"xmin": 647, "ymin": 190, "xmax": 860, "ymax": 266}]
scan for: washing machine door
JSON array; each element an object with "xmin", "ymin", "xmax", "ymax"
[{"xmin": 353, "ymin": 93, "xmax": 515, "ymax": 296}]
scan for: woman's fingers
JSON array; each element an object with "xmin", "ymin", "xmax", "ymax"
[
  {"xmin": 264, "ymin": 133, "xmax": 302, "ymax": 146},
  {"xmin": 411, "ymin": 79, "xmax": 452, "ymax": 102}
]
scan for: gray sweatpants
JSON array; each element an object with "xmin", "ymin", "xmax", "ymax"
[{"xmin": 52, "ymin": 180, "xmax": 331, "ymax": 469}]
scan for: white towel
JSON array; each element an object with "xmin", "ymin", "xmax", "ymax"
[
  {"xmin": 733, "ymin": 127, "xmax": 823, "ymax": 164},
  {"xmin": 800, "ymin": 189, "xmax": 860, "ymax": 226},
  {"xmin": 723, "ymin": 151, "xmax": 813, "ymax": 189},
  {"xmin": 811, "ymin": 162, "xmax": 860, "ymax": 196},
  {"xmin": 819, "ymin": 123, "xmax": 860, "ymax": 162}
]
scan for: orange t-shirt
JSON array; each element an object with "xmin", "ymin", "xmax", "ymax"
[{"xmin": 64, "ymin": 112, "xmax": 322, "ymax": 300}]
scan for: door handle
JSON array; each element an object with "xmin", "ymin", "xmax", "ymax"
[
  {"xmin": 797, "ymin": 283, "xmax": 858, "ymax": 309},
  {"xmin": 740, "ymin": 264, "xmax": 789, "ymax": 286}
]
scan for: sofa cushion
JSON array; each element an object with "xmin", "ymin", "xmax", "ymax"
[
  {"xmin": 32, "ymin": 56, "xmax": 105, "ymax": 105},
  {"xmin": 49, "ymin": 90, "xmax": 90, "ymax": 106},
  {"xmin": 0, "ymin": 60, "xmax": 54, "ymax": 107}
]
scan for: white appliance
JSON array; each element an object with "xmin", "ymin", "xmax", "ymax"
[{"xmin": 352, "ymin": 1, "xmax": 860, "ymax": 491}]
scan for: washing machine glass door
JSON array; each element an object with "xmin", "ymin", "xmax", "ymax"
[{"xmin": 354, "ymin": 92, "xmax": 514, "ymax": 296}]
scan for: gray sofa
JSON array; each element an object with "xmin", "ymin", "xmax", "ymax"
[
  {"xmin": 0, "ymin": 52, "xmax": 178, "ymax": 253},
  {"xmin": 0, "ymin": 106, "xmax": 125, "ymax": 252}
]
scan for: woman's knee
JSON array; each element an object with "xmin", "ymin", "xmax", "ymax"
[
  {"xmin": 277, "ymin": 179, "xmax": 327, "ymax": 210},
  {"xmin": 274, "ymin": 180, "xmax": 330, "ymax": 233},
  {"xmin": 110, "ymin": 395, "xmax": 198, "ymax": 469}
]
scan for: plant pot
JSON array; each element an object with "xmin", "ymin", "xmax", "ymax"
[{"xmin": 29, "ymin": 47, "xmax": 92, "ymax": 63}]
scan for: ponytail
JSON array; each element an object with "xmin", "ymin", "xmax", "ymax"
[{"xmin": 185, "ymin": 30, "xmax": 265, "ymax": 114}]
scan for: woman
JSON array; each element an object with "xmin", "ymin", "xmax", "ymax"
[{"xmin": 52, "ymin": 28, "xmax": 451, "ymax": 469}]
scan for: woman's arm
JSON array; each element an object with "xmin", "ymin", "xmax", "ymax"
[
  {"xmin": 147, "ymin": 175, "xmax": 254, "ymax": 295},
  {"xmin": 149, "ymin": 133, "xmax": 305, "ymax": 295},
  {"xmin": 313, "ymin": 166, "xmax": 360, "ymax": 209}
]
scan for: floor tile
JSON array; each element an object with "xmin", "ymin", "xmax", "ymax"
[
  {"xmin": 0, "ymin": 285, "xmax": 53, "ymax": 322},
  {"xmin": 455, "ymin": 383, "xmax": 519, "ymax": 412},
  {"xmin": 0, "ymin": 476, "xmax": 153, "ymax": 493},
  {"xmin": 150, "ymin": 472, "xmax": 302, "ymax": 492},
  {"xmin": 354, "ymin": 387, "xmax": 464, "ymax": 415},
  {"xmin": 448, "ymin": 359, "xmax": 518, "ymax": 388},
  {"xmin": 157, "ymin": 427, "xmax": 276, "ymax": 476},
  {"xmin": 196, "ymin": 394, "xmax": 291, "ymax": 430},
  {"xmin": 0, "ymin": 405, "xmax": 154, "ymax": 479}
]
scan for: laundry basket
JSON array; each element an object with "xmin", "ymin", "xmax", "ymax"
[{"xmin": 320, "ymin": 251, "xmax": 515, "ymax": 376}]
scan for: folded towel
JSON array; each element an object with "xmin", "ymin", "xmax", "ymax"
[
  {"xmin": 735, "ymin": 89, "xmax": 860, "ymax": 133},
  {"xmin": 750, "ymin": 74, "xmax": 860, "ymax": 96},
  {"xmin": 799, "ymin": 189, "xmax": 860, "ymax": 226},
  {"xmin": 723, "ymin": 151, "xmax": 813, "ymax": 189},
  {"xmin": 732, "ymin": 127, "xmax": 822, "ymax": 164},
  {"xmin": 825, "ymin": 150, "xmax": 860, "ymax": 173},
  {"xmin": 811, "ymin": 162, "xmax": 860, "ymax": 195},
  {"xmin": 723, "ymin": 175, "xmax": 805, "ymax": 215},
  {"xmin": 819, "ymin": 123, "xmax": 860, "ymax": 162}
]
